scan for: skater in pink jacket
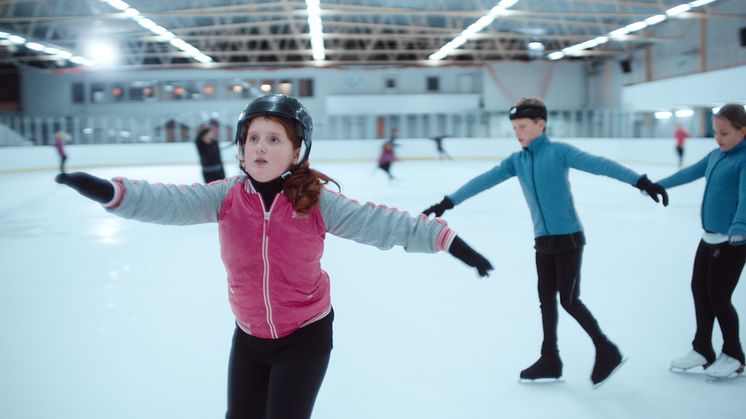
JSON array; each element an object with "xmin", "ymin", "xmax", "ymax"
[{"xmin": 56, "ymin": 94, "xmax": 493, "ymax": 419}]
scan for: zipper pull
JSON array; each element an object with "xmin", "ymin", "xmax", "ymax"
[{"xmin": 264, "ymin": 211, "xmax": 270, "ymax": 221}]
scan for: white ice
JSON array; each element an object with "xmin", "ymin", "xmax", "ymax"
[{"xmin": 1, "ymin": 143, "xmax": 744, "ymax": 419}]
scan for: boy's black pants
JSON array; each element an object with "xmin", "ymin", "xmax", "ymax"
[{"xmin": 534, "ymin": 232, "xmax": 608, "ymax": 355}]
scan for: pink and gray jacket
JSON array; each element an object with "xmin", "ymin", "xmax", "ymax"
[{"xmin": 104, "ymin": 175, "xmax": 456, "ymax": 339}]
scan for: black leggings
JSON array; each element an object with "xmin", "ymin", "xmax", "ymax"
[
  {"xmin": 691, "ymin": 240, "xmax": 746, "ymax": 364},
  {"xmin": 535, "ymin": 246, "xmax": 608, "ymax": 354},
  {"xmin": 226, "ymin": 315, "xmax": 333, "ymax": 419}
]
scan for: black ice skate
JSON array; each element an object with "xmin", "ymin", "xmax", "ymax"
[
  {"xmin": 519, "ymin": 352, "xmax": 563, "ymax": 383},
  {"xmin": 591, "ymin": 340, "xmax": 626, "ymax": 388}
]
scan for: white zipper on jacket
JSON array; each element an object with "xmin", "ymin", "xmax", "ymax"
[{"xmin": 258, "ymin": 193, "xmax": 280, "ymax": 339}]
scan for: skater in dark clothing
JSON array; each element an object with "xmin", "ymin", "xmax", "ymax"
[
  {"xmin": 386, "ymin": 127, "xmax": 399, "ymax": 146},
  {"xmin": 422, "ymin": 97, "xmax": 669, "ymax": 386},
  {"xmin": 377, "ymin": 141, "xmax": 397, "ymax": 180},
  {"xmin": 431, "ymin": 132, "xmax": 453, "ymax": 160},
  {"xmin": 195, "ymin": 125, "xmax": 226, "ymax": 183},
  {"xmin": 56, "ymin": 94, "xmax": 493, "ymax": 419},
  {"xmin": 54, "ymin": 131, "xmax": 69, "ymax": 173},
  {"xmin": 662, "ymin": 104, "xmax": 746, "ymax": 379}
]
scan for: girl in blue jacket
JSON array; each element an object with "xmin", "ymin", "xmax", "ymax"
[
  {"xmin": 423, "ymin": 97, "xmax": 668, "ymax": 387},
  {"xmin": 663, "ymin": 104, "xmax": 746, "ymax": 379}
]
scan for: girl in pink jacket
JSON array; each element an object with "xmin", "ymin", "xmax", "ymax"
[{"xmin": 56, "ymin": 95, "xmax": 492, "ymax": 419}]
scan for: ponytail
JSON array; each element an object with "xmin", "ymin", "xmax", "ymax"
[{"xmin": 283, "ymin": 161, "xmax": 339, "ymax": 215}]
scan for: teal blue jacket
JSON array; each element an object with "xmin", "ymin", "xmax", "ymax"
[
  {"xmin": 658, "ymin": 140, "xmax": 746, "ymax": 237},
  {"xmin": 448, "ymin": 134, "xmax": 641, "ymax": 238}
]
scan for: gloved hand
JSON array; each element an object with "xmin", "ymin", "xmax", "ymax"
[
  {"xmin": 730, "ymin": 234, "xmax": 746, "ymax": 246},
  {"xmin": 422, "ymin": 196, "xmax": 454, "ymax": 217},
  {"xmin": 635, "ymin": 175, "xmax": 669, "ymax": 207},
  {"xmin": 448, "ymin": 236, "xmax": 494, "ymax": 278},
  {"xmin": 55, "ymin": 172, "xmax": 115, "ymax": 204}
]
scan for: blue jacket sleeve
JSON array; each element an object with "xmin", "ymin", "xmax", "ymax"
[
  {"xmin": 728, "ymin": 163, "xmax": 746, "ymax": 238},
  {"xmin": 447, "ymin": 155, "xmax": 516, "ymax": 205},
  {"xmin": 560, "ymin": 143, "xmax": 640, "ymax": 185},
  {"xmin": 657, "ymin": 155, "xmax": 708, "ymax": 189}
]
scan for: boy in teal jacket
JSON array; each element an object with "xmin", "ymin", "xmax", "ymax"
[{"xmin": 423, "ymin": 97, "xmax": 668, "ymax": 386}]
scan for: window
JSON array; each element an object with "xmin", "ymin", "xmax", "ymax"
[
  {"xmin": 90, "ymin": 83, "xmax": 105, "ymax": 103},
  {"xmin": 111, "ymin": 84, "xmax": 125, "ymax": 102},
  {"xmin": 426, "ymin": 76, "xmax": 439, "ymax": 92},
  {"xmin": 72, "ymin": 82, "xmax": 85, "ymax": 103},
  {"xmin": 299, "ymin": 79, "xmax": 314, "ymax": 97},
  {"xmin": 260, "ymin": 80, "xmax": 274, "ymax": 93},
  {"xmin": 279, "ymin": 80, "xmax": 293, "ymax": 95}
]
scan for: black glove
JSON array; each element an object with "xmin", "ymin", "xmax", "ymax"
[
  {"xmin": 422, "ymin": 196, "xmax": 454, "ymax": 217},
  {"xmin": 55, "ymin": 172, "xmax": 115, "ymax": 204},
  {"xmin": 635, "ymin": 175, "xmax": 668, "ymax": 207},
  {"xmin": 448, "ymin": 236, "xmax": 494, "ymax": 278}
]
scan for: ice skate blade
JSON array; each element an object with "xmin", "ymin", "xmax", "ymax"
[
  {"xmin": 518, "ymin": 377, "xmax": 564, "ymax": 385},
  {"xmin": 592, "ymin": 357, "xmax": 628, "ymax": 390},
  {"xmin": 705, "ymin": 372, "xmax": 744, "ymax": 383},
  {"xmin": 669, "ymin": 366, "xmax": 706, "ymax": 375}
]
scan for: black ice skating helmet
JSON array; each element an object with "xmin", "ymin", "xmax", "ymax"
[{"xmin": 235, "ymin": 94, "xmax": 313, "ymax": 175}]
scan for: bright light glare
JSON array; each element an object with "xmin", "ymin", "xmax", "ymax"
[
  {"xmin": 85, "ymin": 41, "xmax": 118, "ymax": 65},
  {"xmin": 654, "ymin": 111, "xmax": 673, "ymax": 119}
]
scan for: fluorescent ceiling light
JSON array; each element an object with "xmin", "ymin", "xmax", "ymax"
[
  {"xmin": 666, "ymin": 4, "xmax": 692, "ymax": 16},
  {"xmin": 429, "ymin": 0, "xmax": 520, "ymax": 61},
  {"xmin": 675, "ymin": 109, "xmax": 694, "ymax": 117},
  {"xmin": 547, "ymin": 1, "xmax": 719, "ymax": 61},
  {"xmin": 99, "ymin": 0, "xmax": 213, "ymax": 64},
  {"xmin": 105, "ymin": 0, "xmax": 130, "ymax": 11},
  {"xmin": 689, "ymin": 0, "xmax": 716, "ymax": 6},
  {"xmin": 644, "ymin": 15, "xmax": 667, "ymax": 25},
  {"xmin": 624, "ymin": 21, "xmax": 648, "ymax": 32},
  {"xmin": 25, "ymin": 42, "xmax": 45, "ymax": 51},
  {"xmin": 654, "ymin": 111, "xmax": 673, "ymax": 119},
  {"xmin": 306, "ymin": 0, "xmax": 325, "ymax": 61}
]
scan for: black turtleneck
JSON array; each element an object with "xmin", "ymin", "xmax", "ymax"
[{"xmin": 248, "ymin": 174, "xmax": 286, "ymax": 211}]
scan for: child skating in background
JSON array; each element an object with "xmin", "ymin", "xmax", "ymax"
[
  {"xmin": 377, "ymin": 141, "xmax": 397, "ymax": 180},
  {"xmin": 431, "ymin": 132, "xmax": 453, "ymax": 160},
  {"xmin": 422, "ymin": 97, "xmax": 669, "ymax": 387},
  {"xmin": 56, "ymin": 94, "xmax": 493, "ymax": 419},
  {"xmin": 54, "ymin": 131, "xmax": 69, "ymax": 173},
  {"xmin": 673, "ymin": 124, "xmax": 691, "ymax": 168},
  {"xmin": 661, "ymin": 104, "xmax": 746, "ymax": 380}
]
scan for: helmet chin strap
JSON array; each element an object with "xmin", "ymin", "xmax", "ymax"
[{"xmin": 280, "ymin": 142, "xmax": 312, "ymax": 180}]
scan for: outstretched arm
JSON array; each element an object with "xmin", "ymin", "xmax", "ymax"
[
  {"xmin": 422, "ymin": 156, "xmax": 516, "ymax": 217},
  {"xmin": 320, "ymin": 189, "xmax": 493, "ymax": 277},
  {"xmin": 56, "ymin": 171, "xmax": 237, "ymax": 225},
  {"xmin": 561, "ymin": 143, "xmax": 668, "ymax": 206}
]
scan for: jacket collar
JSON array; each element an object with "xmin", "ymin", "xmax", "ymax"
[
  {"xmin": 726, "ymin": 138, "xmax": 746, "ymax": 154},
  {"xmin": 525, "ymin": 133, "xmax": 549, "ymax": 152}
]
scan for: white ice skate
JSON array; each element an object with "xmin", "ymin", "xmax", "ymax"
[
  {"xmin": 669, "ymin": 350, "xmax": 709, "ymax": 372},
  {"xmin": 705, "ymin": 353, "xmax": 745, "ymax": 380}
]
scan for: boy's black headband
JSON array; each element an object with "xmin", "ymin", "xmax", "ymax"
[{"xmin": 509, "ymin": 104, "xmax": 547, "ymax": 121}]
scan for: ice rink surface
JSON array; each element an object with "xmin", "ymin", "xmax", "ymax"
[{"xmin": 1, "ymin": 145, "xmax": 745, "ymax": 419}]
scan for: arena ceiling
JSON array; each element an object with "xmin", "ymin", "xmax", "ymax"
[{"xmin": 0, "ymin": 0, "xmax": 740, "ymax": 70}]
